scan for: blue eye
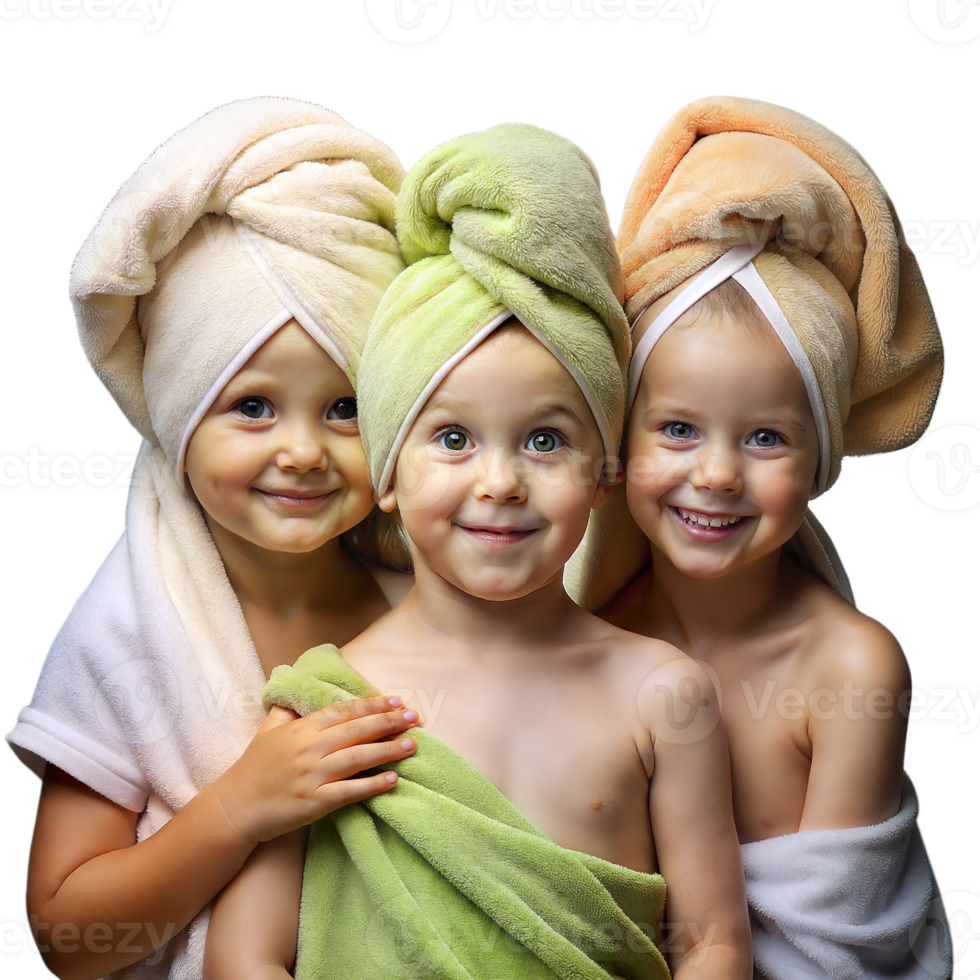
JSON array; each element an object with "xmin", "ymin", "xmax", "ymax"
[
  {"xmin": 749, "ymin": 430, "xmax": 781, "ymax": 448},
  {"xmin": 237, "ymin": 398, "xmax": 271, "ymax": 420},
  {"xmin": 440, "ymin": 429, "xmax": 470, "ymax": 452},
  {"xmin": 327, "ymin": 398, "xmax": 357, "ymax": 421},
  {"xmin": 665, "ymin": 422, "xmax": 696, "ymax": 440},
  {"xmin": 526, "ymin": 431, "xmax": 561, "ymax": 454}
]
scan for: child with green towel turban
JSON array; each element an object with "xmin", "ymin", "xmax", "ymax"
[{"xmin": 204, "ymin": 124, "xmax": 752, "ymax": 980}]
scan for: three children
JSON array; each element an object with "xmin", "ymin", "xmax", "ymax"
[
  {"xmin": 204, "ymin": 122, "xmax": 751, "ymax": 980},
  {"xmin": 8, "ymin": 95, "xmax": 951, "ymax": 980}
]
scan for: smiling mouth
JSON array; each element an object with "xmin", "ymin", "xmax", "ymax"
[
  {"xmin": 254, "ymin": 488, "xmax": 336, "ymax": 509},
  {"xmin": 456, "ymin": 525, "xmax": 537, "ymax": 546},
  {"xmin": 669, "ymin": 506, "xmax": 750, "ymax": 534}
]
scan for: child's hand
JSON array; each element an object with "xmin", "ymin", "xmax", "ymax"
[{"xmin": 210, "ymin": 696, "xmax": 418, "ymax": 846}]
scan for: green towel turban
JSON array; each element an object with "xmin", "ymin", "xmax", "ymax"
[{"xmin": 355, "ymin": 123, "xmax": 630, "ymax": 492}]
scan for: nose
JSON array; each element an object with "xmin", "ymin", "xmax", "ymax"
[
  {"xmin": 691, "ymin": 442, "xmax": 743, "ymax": 495},
  {"xmin": 276, "ymin": 418, "xmax": 329, "ymax": 474},
  {"xmin": 473, "ymin": 447, "xmax": 528, "ymax": 505}
]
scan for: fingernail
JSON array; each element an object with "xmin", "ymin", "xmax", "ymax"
[
  {"xmin": 385, "ymin": 772, "xmax": 397, "ymax": 784},
  {"xmin": 388, "ymin": 697, "xmax": 402, "ymax": 707},
  {"xmin": 403, "ymin": 710, "xmax": 418, "ymax": 723},
  {"xmin": 400, "ymin": 738, "xmax": 414, "ymax": 751}
]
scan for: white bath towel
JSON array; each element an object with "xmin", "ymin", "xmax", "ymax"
[
  {"xmin": 6, "ymin": 97, "xmax": 407, "ymax": 980},
  {"xmin": 741, "ymin": 777, "xmax": 952, "ymax": 980}
]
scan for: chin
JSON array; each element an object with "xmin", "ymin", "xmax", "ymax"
[
  {"xmin": 454, "ymin": 572, "xmax": 540, "ymax": 603},
  {"xmin": 660, "ymin": 547, "xmax": 742, "ymax": 581}
]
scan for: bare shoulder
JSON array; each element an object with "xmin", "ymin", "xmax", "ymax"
[
  {"xmin": 585, "ymin": 612, "xmax": 720, "ymax": 719},
  {"xmin": 591, "ymin": 609, "xmax": 694, "ymax": 671},
  {"xmin": 789, "ymin": 573, "xmax": 911, "ymax": 829},
  {"xmin": 798, "ymin": 578, "xmax": 911, "ymax": 698}
]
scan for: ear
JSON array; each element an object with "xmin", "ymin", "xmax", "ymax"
[
  {"xmin": 591, "ymin": 480, "xmax": 618, "ymax": 511},
  {"xmin": 378, "ymin": 484, "xmax": 398, "ymax": 513},
  {"xmin": 591, "ymin": 456, "xmax": 625, "ymax": 511}
]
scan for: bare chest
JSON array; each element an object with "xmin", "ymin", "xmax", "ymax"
[
  {"xmin": 705, "ymin": 638, "xmax": 815, "ymax": 841},
  {"xmin": 344, "ymin": 650, "xmax": 658, "ymax": 872}
]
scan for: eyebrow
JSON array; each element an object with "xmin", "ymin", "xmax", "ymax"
[
  {"xmin": 423, "ymin": 397, "xmax": 590, "ymax": 431},
  {"xmin": 641, "ymin": 404, "xmax": 808, "ymax": 432},
  {"xmin": 764, "ymin": 415, "xmax": 809, "ymax": 432}
]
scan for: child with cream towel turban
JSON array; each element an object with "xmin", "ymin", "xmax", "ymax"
[
  {"xmin": 568, "ymin": 96, "xmax": 952, "ymax": 980},
  {"xmin": 7, "ymin": 98, "xmax": 424, "ymax": 980},
  {"xmin": 203, "ymin": 123, "xmax": 752, "ymax": 980}
]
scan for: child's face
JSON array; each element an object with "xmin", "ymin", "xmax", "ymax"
[
  {"xmin": 381, "ymin": 328, "xmax": 611, "ymax": 600},
  {"xmin": 625, "ymin": 311, "xmax": 820, "ymax": 580},
  {"xmin": 185, "ymin": 321, "xmax": 374, "ymax": 554}
]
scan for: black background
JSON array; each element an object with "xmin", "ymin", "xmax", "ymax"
[{"xmin": 0, "ymin": 0, "xmax": 980, "ymax": 977}]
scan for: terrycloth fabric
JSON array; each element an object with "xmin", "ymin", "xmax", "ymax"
[
  {"xmin": 567, "ymin": 97, "xmax": 942, "ymax": 609},
  {"xmin": 741, "ymin": 777, "xmax": 952, "ymax": 980},
  {"xmin": 619, "ymin": 97, "xmax": 942, "ymax": 469},
  {"xmin": 7, "ymin": 99, "xmax": 406, "ymax": 980},
  {"xmin": 263, "ymin": 646, "xmax": 671, "ymax": 980},
  {"xmin": 355, "ymin": 123, "xmax": 630, "ymax": 491},
  {"xmin": 72, "ymin": 96, "xmax": 404, "ymax": 477}
]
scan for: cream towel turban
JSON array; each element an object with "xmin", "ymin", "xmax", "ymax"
[
  {"xmin": 567, "ymin": 96, "xmax": 943, "ymax": 610},
  {"xmin": 71, "ymin": 96, "xmax": 405, "ymax": 477},
  {"xmin": 356, "ymin": 123, "xmax": 629, "ymax": 492},
  {"xmin": 9, "ymin": 100, "xmax": 406, "ymax": 980}
]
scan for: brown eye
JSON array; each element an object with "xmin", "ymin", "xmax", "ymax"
[
  {"xmin": 440, "ymin": 430, "xmax": 469, "ymax": 452},
  {"xmin": 328, "ymin": 398, "xmax": 357, "ymax": 421}
]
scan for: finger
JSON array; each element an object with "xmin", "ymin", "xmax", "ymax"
[
  {"xmin": 318, "ymin": 736, "xmax": 417, "ymax": 785},
  {"xmin": 254, "ymin": 704, "xmax": 300, "ymax": 737},
  {"xmin": 306, "ymin": 695, "xmax": 408, "ymax": 732},
  {"xmin": 315, "ymin": 770, "xmax": 401, "ymax": 812},
  {"xmin": 334, "ymin": 709, "xmax": 418, "ymax": 753},
  {"xmin": 311, "ymin": 707, "xmax": 419, "ymax": 755}
]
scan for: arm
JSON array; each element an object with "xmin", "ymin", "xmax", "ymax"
[
  {"xmin": 203, "ymin": 830, "xmax": 307, "ymax": 980},
  {"xmin": 799, "ymin": 617, "xmax": 910, "ymax": 831},
  {"xmin": 642, "ymin": 657, "xmax": 752, "ymax": 980},
  {"xmin": 27, "ymin": 697, "xmax": 418, "ymax": 980}
]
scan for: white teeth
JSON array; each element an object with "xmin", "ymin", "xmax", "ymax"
[{"xmin": 678, "ymin": 507, "xmax": 742, "ymax": 528}]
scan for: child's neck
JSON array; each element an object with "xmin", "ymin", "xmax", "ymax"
[
  {"xmin": 204, "ymin": 515, "xmax": 389, "ymax": 675},
  {"xmin": 647, "ymin": 547, "xmax": 786, "ymax": 654},
  {"xmin": 406, "ymin": 563, "xmax": 582, "ymax": 657}
]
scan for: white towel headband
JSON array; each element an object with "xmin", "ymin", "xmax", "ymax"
[
  {"xmin": 626, "ymin": 243, "xmax": 832, "ymax": 495},
  {"xmin": 376, "ymin": 309, "xmax": 620, "ymax": 495}
]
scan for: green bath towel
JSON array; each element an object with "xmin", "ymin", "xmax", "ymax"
[{"xmin": 264, "ymin": 646, "xmax": 670, "ymax": 980}]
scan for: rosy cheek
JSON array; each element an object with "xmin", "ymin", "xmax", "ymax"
[
  {"xmin": 393, "ymin": 447, "xmax": 464, "ymax": 516},
  {"xmin": 626, "ymin": 443, "xmax": 681, "ymax": 495}
]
